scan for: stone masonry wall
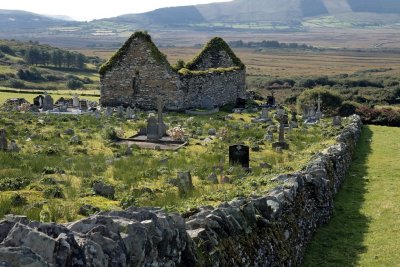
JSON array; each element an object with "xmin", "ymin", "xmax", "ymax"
[
  {"xmin": 100, "ymin": 38, "xmax": 180, "ymax": 110},
  {"xmin": 178, "ymin": 69, "xmax": 246, "ymax": 109},
  {"xmin": 0, "ymin": 116, "xmax": 362, "ymax": 266},
  {"xmin": 100, "ymin": 36, "xmax": 246, "ymax": 111}
]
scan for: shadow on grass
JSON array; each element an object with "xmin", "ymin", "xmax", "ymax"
[{"xmin": 302, "ymin": 125, "xmax": 373, "ymax": 266}]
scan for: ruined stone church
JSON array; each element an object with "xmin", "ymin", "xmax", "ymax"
[{"xmin": 99, "ymin": 31, "xmax": 246, "ymax": 110}]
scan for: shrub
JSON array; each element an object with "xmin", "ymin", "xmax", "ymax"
[
  {"xmin": 297, "ymin": 87, "xmax": 343, "ymax": 115},
  {"xmin": 0, "ymin": 177, "xmax": 30, "ymax": 191},
  {"xmin": 338, "ymin": 101, "xmax": 360, "ymax": 117},
  {"xmin": 8, "ymin": 78, "xmax": 25, "ymax": 88},
  {"xmin": 356, "ymin": 106, "xmax": 400, "ymax": 127},
  {"xmin": 17, "ymin": 68, "xmax": 45, "ymax": 81},
  {"xmin": 43, "ymin": 185, "xmax": 64, "ymax": 198},
  {"xmin": 102, "ymin": 127, "xmax": 119, "ymax": 141},
  {"xmin": 10, "ymin": 193, "xmax": 27, "ymax": 206},
  {"xmin": 66, "ymin": 78, "xmax": 84, "ymax": 89}
]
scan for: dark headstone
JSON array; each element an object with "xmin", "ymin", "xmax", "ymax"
[
  {"xmin": 42, "ymin": 94, "xmax": 53, "ymax": 111},
  {"xmin": 267, "ymin": 96, "xmax": 275, "ymax": 106},
  {"xmin": 79, "ymin": 100, "xmax": 88, "ymax": 111},
  {"xmin": 235, "ymin": 98, "xmax": 246, "ymax": 109},
  {"xmin": 0, "ymin": 129, "xmax": 7, "ymax": 151},
  {"xmin": 229, "ymin": 144, "xmax": 250, "ymax": 168},
  {"xmin": 33, "ymin": 95, "xmax": 44, "ymax": 108}
]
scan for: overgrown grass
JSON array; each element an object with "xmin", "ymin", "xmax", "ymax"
[
  {"xmin": 303, "ymin": 125, "xmax": 400, "ymax": 266},
  {"xmin": 0, "ymin": 110, "xmax": 344, "ymax": 222}
]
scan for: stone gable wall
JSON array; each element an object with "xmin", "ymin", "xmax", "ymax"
[
  {"xmin": 100, "ymin": 38, "xmax": 180, "ymax": 110},
  {"xmin": 189, "ymin": 50, "xmax": 236, "ymax": 71},
  {"xmin": 0, "ymin": 116, "xmax": 363, "ymax": 266}
]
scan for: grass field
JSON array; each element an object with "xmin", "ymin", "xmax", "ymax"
[
  {"xmin": 302, "ymin": 125, "xmax": 400, "ymax": 266},
  {"xmin": 85, "ymin": 47, "xmax": 400, "ymax": 79}
]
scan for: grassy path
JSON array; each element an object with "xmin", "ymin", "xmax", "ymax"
[{"xmin": 302, "ymin": 125, "xmax": 400, "ymax": 266}]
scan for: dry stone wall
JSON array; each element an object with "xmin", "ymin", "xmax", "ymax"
[{"xmin": 0, "ymin": 116, "xmax": 362, "ymax": 267}]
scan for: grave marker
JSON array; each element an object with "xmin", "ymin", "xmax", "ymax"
[{"xmin": 229, "ymin": 144, "xmax": 250, "ymax": 168}]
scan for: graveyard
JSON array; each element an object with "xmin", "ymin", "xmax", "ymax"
[{"xmin": 0, "ymin": 95, "xmax": 346, "ymax": 222}]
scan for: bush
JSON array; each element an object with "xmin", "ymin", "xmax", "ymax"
[
  {"xmin": 338, "ymin": 101, "xmax": 360, "ymax": 117},
  {"xmin": 17, "ymin": 68, "xmax": 44, "ymax": 81},
  {"xmin": 66, "ymin": 78, "xmax": 84, "ymax": 89},
  {"xmin": 43, "ymin": 185, "xmax": 64, "ymax": 198},
  {"xmin": 0, "ymin": 177, "xmax": 30, "ymax": 191},
  {"xmin": 356, "ymin": 106, "xmax": 400, "ymax": 127},
  {"xmin": 8, "ymin": 78, "xmax": 25, "ymax": 88},
  {"xmin": 297, "ymin": 87, "xmax": 343, "ymax": 116}
]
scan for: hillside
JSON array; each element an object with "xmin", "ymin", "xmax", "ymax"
[
  {"xmin": 0, "ymin": 10, "xmax": 77, "ymax": 32},
  {"xmin": 103, "ymin": 0, "xmax": 400, "ymax": 27},
  {"xmin": 0, "ymin": 39, "xmax": 102, "ymax": 91}
]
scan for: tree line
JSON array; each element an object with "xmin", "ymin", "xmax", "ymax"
[
  {"xmin": 24, "ymin": 47, "xmax": 87, "ymax": 69},
  {"xmin": 228, "ymin": 40, "xmax": 317, "ymax": 50}
]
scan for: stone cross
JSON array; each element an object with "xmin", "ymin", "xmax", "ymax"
[
  {"xmin": 0, "ymin": 129, "xmax": 7, "ymax": 151},
  {"xmin": 272, "ymin": 111, "xmax": 289, "ymax": 149}
]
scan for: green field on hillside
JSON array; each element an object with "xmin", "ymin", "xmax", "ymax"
[{"xmin": 303, "ymin": 125, "xmax": 400, "ymax": 266}]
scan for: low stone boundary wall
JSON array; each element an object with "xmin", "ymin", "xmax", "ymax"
[{"xmin": 0, "ymin": 115, "xmax": 362, "ymax": 267}]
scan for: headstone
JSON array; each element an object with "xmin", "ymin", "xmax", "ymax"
[
  {"xmin": 235, "ymin": 98, "xmax": 246, "ymax": 109},
  {"xmin": 126, "ymin": 107, "xmax": 134, "ymax": 119},
  {"xmin": 176, "ymin": 171, "xmax": 194, "ymax": 194},
  {"xmin": 272, "ymin": 112, "xmax": 289, "ymax": 150},
  {"xmin": 79, "ymin": 100, "xmax": 88, "ymax": 111},
  {"xmin": 8, "ymin": 140, "xmax": 19, "ymax": 152},
  {"xmin": 42, "ymin": 93, "xmax": 54, "ymax": 111},
  {"xmin": 207, "ymin": 173, "xmax": 219, "ymax": 184},
  {"xmin": 266, "ymin": 95, "xmax": 275, "ymax": 107},
  {"xmin": 332, "ymin": 116, "xmax": 342, "ymax": 127},
  {"xmin": 94, "ymin": 110, "xmax": 101, "ymax": 119},
  {"xmin": 146, "ymin": 116, "xmax": 159, "ymax": 140},
  {"xmin": 59, "ymin": 104, "xmax": 68, "ymax": 112},
  {"xmin": 33, "ymin": 95, "xmax": 44, "ymax": 108},
  {"xmin": 116, "ymin": 106, "xmax": 124, "ymax": 117},
  {"xmin": 201, "ymin": 96, "xmax": 214, "ymax": 110},
  {"xmin": 72, "ymin": 94, "xmax": 79, "ymax": 108},
  {"xmin": 303, "ymin": 102, "xmax": 318, "ymax": 125},
  {"xmin": 252, "ymin": 108, "xmax": 271, "ymax": 123},
  {"xmin": 229, "ymin": 144, "xmax": 250, "ymax": 168},
  {"xmin": 0, "ymin": 129, "xmax": 8, "ymax": 151},
  {"xmin": 105, "ymin": 106, "xmax": 113, "ymax": 116}
]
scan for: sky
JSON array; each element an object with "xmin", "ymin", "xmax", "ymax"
[{"xmin": 0, "ymin": 0, "xmax": 232, "ymax": 21}]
